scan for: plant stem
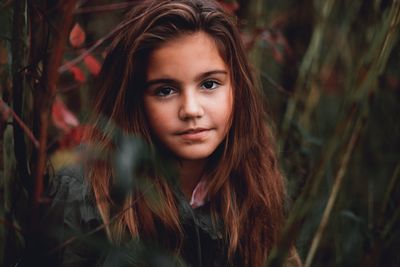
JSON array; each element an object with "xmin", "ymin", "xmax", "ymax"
[
  {"xmin": 11, "ymin": 0, "xmax": 30, "ymax": 189},
  {"xmin": 32, "ymin": 0, "xmax": 77, "ymax": 224},
  {"xmin": 0, "ymin": 99, "xmax": 39, "ymax": 148},
  {"xmin": 304, "ymin": 108, "xmax": 366, "ymax": 267},
  {"xmin": 379, "ymin": 162, "xmax": 400, "ymax": 225}
]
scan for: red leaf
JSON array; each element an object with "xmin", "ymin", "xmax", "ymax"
[
  {"xmin": 69, "ymin": 23, "xmax": 86, "ymax": 48},
  {"xmin": 52, "ymin": 97, "xmax": 79, "ymax": 133},
  {"xmin": 83, "ymin": 54, "xmax": 101, "ymax": 75},
  {"xmin": 58, "ymin": 125, "xmax": 92, "ymax": 149},
  {"xmin": 68, "ymin": 65, "xmax": 86, "ymax": 83},
  {"xmin": 271, "ymin": 46, "xmax": 284, "ymax": 64},
  {"xmin": 0, "ymin": 99, "xmax": 12, "ymax": 120},
  {"xmin": 218, "ymin": 1, "xmax": 239, "ymax": 14}
]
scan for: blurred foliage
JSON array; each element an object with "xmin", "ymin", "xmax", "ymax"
[{"xmin": 0, "ymin": 0, "xmax": 399, "ymax": 266}]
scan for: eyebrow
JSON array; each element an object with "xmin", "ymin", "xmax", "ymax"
[{"xmin": 145, "ymin": 70, "xmax": 228, "ymax": 87}]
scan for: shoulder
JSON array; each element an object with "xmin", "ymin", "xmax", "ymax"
[
  {"xmin": 48, "ymin": 164, "xmax": 87, "ymax": 201},
  {"xmin": 49, "ymin": 164, "xmax": 85, "ymax": 191},
  {"xmin": 46, "ymin": 164, "xmax": 100, "ymax": 224},
  {"xmin": 38, "ymin": 164, "xmax": 104, "ymax": 266}
]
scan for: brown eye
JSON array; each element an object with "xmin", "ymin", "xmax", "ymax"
[
  {"xmin": 201, "ymin": 80, "xmax": 219, "ymax": 90},
  {"xmin": 156, "ymin": 87, "xmax": 176, "ymax": 97}
]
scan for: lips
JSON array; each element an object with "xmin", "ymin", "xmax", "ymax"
[
  {"xmin": 176, "ymin": 128, "xmax": 211, "ymax": 141},
  {"xmin": 178, "ymin": 128, "xmax": 208, "ymax": 134}
]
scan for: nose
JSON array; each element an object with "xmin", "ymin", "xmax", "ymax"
[{"xmin": 178, "ymin": 90, "xmax": 204, "ymax": 120}]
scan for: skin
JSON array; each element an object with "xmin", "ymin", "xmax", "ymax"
[{"xmin": 143, "ymin": 31, "xmax": 233, "ymax": 198}]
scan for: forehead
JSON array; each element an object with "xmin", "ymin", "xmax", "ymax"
[{"xmin": 146, "ymin": 31, "xmax": 228, "ymax": 81}]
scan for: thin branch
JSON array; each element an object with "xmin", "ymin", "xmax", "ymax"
[
  {"xmin": 355, "ymin": 0, "xmax": 400, "ymax": 100},
  {"xmin": 58, "ymin": 19, "xmax": 128, "ymax": 73},
  {"xmin": 383, "ymin": 203, "xmax": 400, "ymax": 237},
  {"xmin": 379, "ymin": 162, "xmax": 400, "ymax": 224},
  {"xmin": 304, "ymin": 109, "xmax": 366, "ymax": 267},
  {"xmin": 33, "ymin": 0, "xmax": 78, "ymax": 223},
  {"xmin": 260, "ymin": 71, "xmax": 292, "ymax": 96},
  {"xmin": 0, "ymin": 98, "xmax": 39, "ymax": 148},
  {"xmin": 11, "ymin": 0, "xmax": 31, "ymax": 189},
  {"xmin": 58, "ymin": 11, "xmax": 150, "ymax": 73}
]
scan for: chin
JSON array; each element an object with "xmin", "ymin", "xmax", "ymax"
[{"xmin": 173, "ymin": 148, "xmax": 215, "ymax": 161}]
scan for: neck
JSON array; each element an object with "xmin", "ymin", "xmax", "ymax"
[{"xmin": 178, "ymin": 159, "xmax": 206, "ymax": 199}]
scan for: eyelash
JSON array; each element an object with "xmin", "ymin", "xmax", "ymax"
[
  {"xmin": 155, "ymin": 87, "xmax": 176, "ymax": 97},
  {"xmin": 153, "ymin": 80, "xmax": 221, "ymax": 97},
  {"xmin": 200, "ymin": 80, "xmax": 220, "ymax": 90}
]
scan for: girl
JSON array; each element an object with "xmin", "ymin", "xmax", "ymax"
[{"xmin": 38, "ymin": 0, "xmax": 301, "ymax": 266}]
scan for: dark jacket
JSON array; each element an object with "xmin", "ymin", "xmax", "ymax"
[{"xmin": 31, "ymin": 165, "xmax": 228, "ymax": 267}]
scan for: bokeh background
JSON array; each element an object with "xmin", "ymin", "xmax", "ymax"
[{"xmin": 0, "ymin": 0, "xmax": 399, "ymax": 266}]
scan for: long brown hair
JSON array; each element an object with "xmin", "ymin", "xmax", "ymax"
[{"xmin": 86, "ymin": 0, "xmax": 286, "ymax": 266}]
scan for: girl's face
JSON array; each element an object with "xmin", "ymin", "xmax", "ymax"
[{"xmin": 143, "ymin": 31, "xmax": 233, "ymax": 161}]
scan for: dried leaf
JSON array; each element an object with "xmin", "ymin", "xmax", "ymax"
[
  {"xmin": 69, "ymin": 23, "xmax": 86, "ymax": 48},
  {"xmin": 58, "ymin": 125, "xmax": 91, "ymax": 149},
  {"xmin": 68, "ymin": 65, "xmax": 86, "ymax": 82},
  {"xmin": 83, "ymin": 54, "xmax": 101, "ymax": 75},
  {"xmin": 51, "ymin": 97, "xmax": 79, "ymax": 133},
  {"xmin": 218, "ymin": 0, "xmax": 239, "ymax": 14},
  {"xmin": 0, "ymin": 98, "xmax": 12, "ymax": 120}
]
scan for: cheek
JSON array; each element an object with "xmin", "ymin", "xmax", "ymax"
[
  {"xmin": 145, "ymin": 105, "xmax": 162, "ymax": 130},
  {"xmin": 144, "ymin": 100, "xmax": 175, "ymax": 136},
  {"xmin": 217, "ymin": 86, "xmax": 234, "ymax": 130}
]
